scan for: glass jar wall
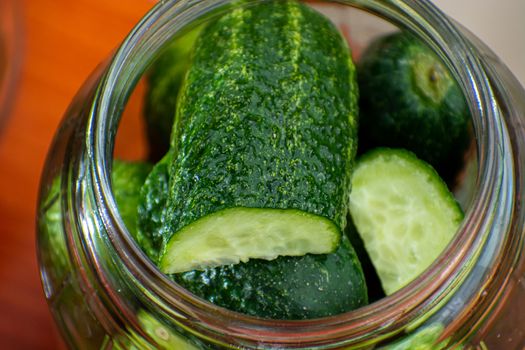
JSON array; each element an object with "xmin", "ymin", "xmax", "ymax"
[{"xmin": 36, "ymin": 0, "xmax": 525, "ymax": 349}]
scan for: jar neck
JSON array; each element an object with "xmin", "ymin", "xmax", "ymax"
[{"xmin": 70, "ymin": 0, "xmax": 516, "ymax": 348}]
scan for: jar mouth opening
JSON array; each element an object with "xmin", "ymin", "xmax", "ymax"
[{"xmin": 90, "ymin": 0, "xmax": 507, "ymax": 345}]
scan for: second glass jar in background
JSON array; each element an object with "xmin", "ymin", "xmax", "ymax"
[{"xmin": 0, "ymin": 0, "xmax": 23, "ymax": 134}]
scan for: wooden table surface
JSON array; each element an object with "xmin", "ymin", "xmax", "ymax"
[{"xmin": 0, "ymin": 1, "xmax": 154, "ymax": 348}]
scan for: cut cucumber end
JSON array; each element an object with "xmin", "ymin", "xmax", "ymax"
[
  {"xmin": 412, "ymin": 50, "xmax": 453, "ymax": 106},
  {"xmin": 159, "ymin": 207, "xmax": 341, "ymax": 274},
  {"xmin": 349, "ymin": 148, "xmax": 464, "ymax": 295}
]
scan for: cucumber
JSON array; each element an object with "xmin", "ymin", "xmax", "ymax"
[
  {"xmin": 159, "ymin": 1, "xmax": 359, "ymax": 273},
  {"xmin": 138, "ymin": 142, "xmax": 368, "ymax": 319},
  {"xmin": 144, "ymin": 26, "xmax": 203, "ymax": 161},
  {"xmin": 349, "ymin": 148, "xmax": 464, "ymax": 295},
  {"xmin": 137, "ymin": 155, "xmax": 338, "ymax": 269},
  {"xmin": 171, "ymin": 235, "xmax": 367, "ymax": 320},
  {"xmin": 112, "ymin": 160, "xmax": 153, "ymax": 235},
  {"xmin": 137, "ymin": 152, "xmax": 173, "ymax": 262},
  {"xmin": 357, "ymin": 31, "xmax": 470, "ymax": 182}
]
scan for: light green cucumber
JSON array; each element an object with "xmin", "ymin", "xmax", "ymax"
[{"xmin": 349, "ymin": 148, "xmax": 464, "ymax": 295}]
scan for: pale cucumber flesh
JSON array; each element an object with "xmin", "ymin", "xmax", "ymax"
[
  {"xmin": 160, "ymin": 207, "xmax": 340, "ymax": 274},
  {"xmin": 349, "ymin": 148, "xmax": 463, "ymax": 295}
]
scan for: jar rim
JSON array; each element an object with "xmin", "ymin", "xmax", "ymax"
[{"xmin": 88, "ymin": 0, "xmax": 513, "ymax": 347}]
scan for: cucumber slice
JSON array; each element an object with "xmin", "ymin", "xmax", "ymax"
[
  {"xmin": 349, "ymin": 148, "xmax": 463, "ymax": 295},
  {"xmin": 160, "ymin": 208, "xmax": 340, "ymax": 273}
]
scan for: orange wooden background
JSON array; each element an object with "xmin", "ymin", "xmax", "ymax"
[{"xmin": 0, "ymin": 1, "xmax": 154, "ymax": 348}]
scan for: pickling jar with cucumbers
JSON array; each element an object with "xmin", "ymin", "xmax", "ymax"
[{"xmin": 36, "ymin": 0, "xmax": 525, "ymax": 349}]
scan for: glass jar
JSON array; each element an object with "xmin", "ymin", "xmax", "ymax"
[
  {"xmin": 36, "ymin": 0, "xmax": 525, "ymax": 349},
  {"xmin": 0, "ymin": 0, "xmax": 23, "ymax": 133}
]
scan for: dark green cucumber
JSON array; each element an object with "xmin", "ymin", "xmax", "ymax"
[
  {"xmin": 137, "ymin": 152, "xmax": 173, "ymax": 262},
  {"xmin": 144, "ymin": 26, "xmax": 203, "ymax": 161},
  {"xmin": 159, "ymin": 1, "xmax": 359, "ymax": 273},
  {"xmin": 357, "ymin": 31, "xmax": 470, "ymax": 182},
  {"xmin": 172, "ymin": 235, "xmax": 367, "ymax": 320},
  {"xmin": 138, "ymin": 138, "xmax": 368, "ymax": 319}
]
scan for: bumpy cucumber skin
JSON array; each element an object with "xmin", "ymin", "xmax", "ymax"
[
  {"xmin": 137, "ymin": 152, "xmax": 173, "ymax": 262},
  {"xmin": 357, "ymin": 31, "xmax": 470, "ymax": 182},
  {"xmin": 163, "ymin": 1, "xmax": 358, "ymax": 254},
  {"xmin": 138, "ymin": 147, "xmax": 368, "ymax": 319},
  {"xmin": 144, "ymin": 26, "xmax": 203, "ymax": 161},
  {"xmin": 171, "ymin": 235, "xmax": 367, "ymax": 320}
]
